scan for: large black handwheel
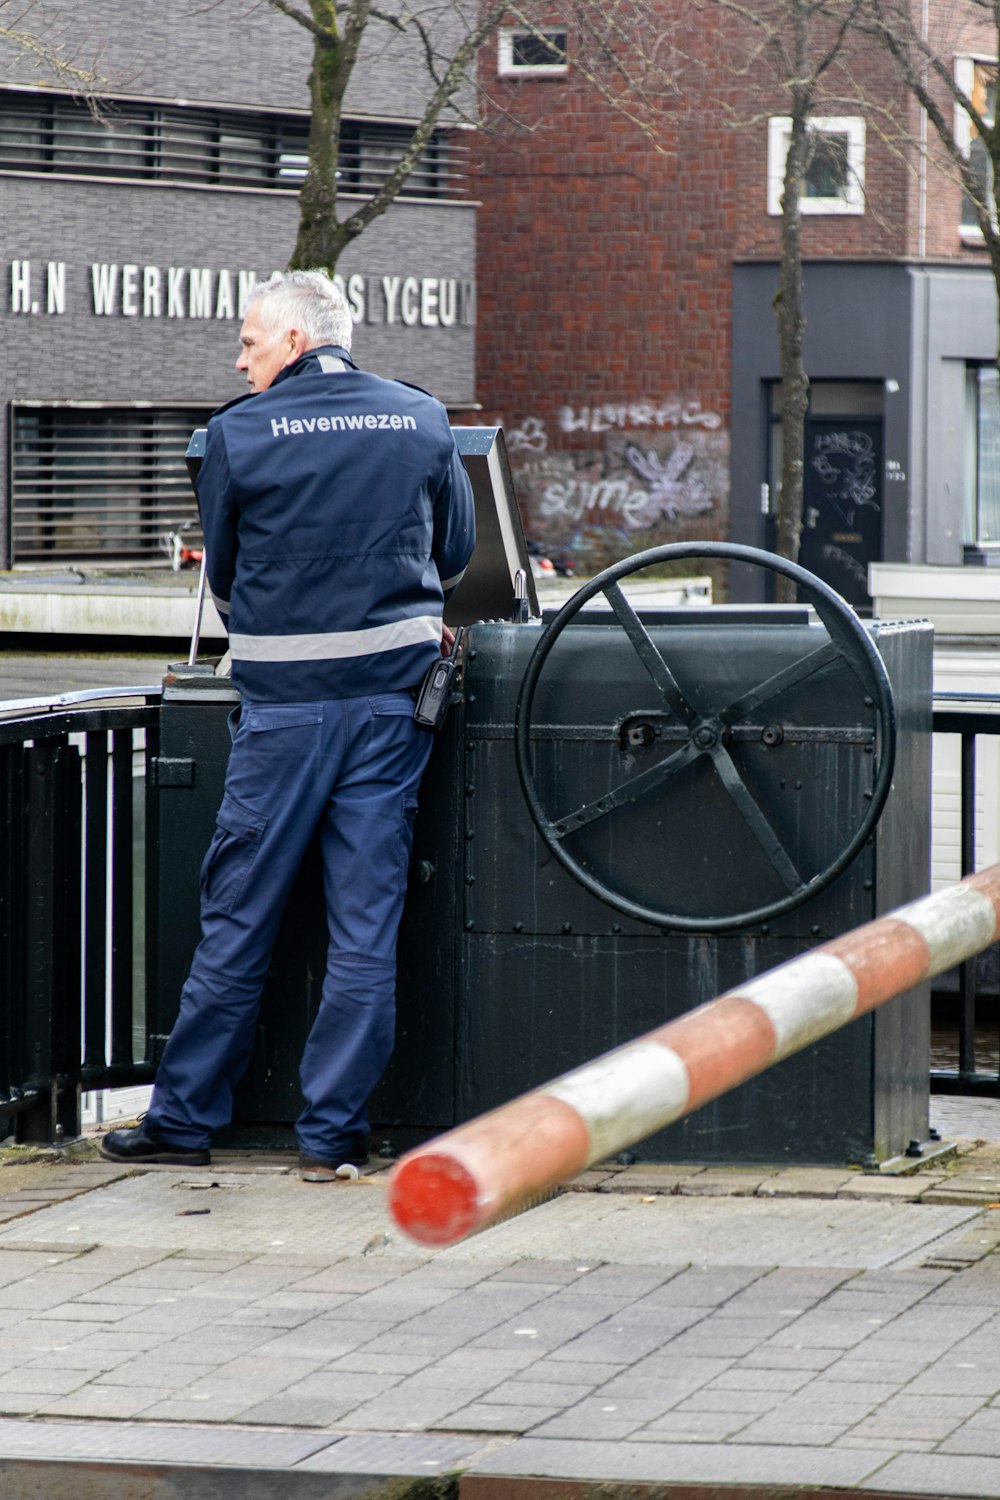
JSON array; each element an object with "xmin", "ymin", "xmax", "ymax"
[{"xmin": 513, "ymin": 542, "xmax": 896, "ymax": 932}]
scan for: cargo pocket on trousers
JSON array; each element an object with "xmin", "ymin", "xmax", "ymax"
[{"xmin": 201, "ymin": 792, "xmax": 269, "ymax": 915}]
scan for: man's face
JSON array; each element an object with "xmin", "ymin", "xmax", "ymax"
[{"xmin": 236, "ymin": 303, "xmax": 299, "ymax": 392}]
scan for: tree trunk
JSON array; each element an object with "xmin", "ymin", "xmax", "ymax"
[
  {"xmin": 289, "ymin": 25, "xmax": 350, "ymax": 271},
  {"xmin": 773, "ymin": 100, "xmax": 811, "ymax": 603}
]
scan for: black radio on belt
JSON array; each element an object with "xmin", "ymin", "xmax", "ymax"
[{"xmin": 414, "ymin": 626, "xmax": 466, "ymax": 730}]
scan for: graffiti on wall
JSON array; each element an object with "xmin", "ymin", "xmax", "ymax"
[{"xmin": 504, "ymin": 399, "xmax": 728, "ymax": 572}]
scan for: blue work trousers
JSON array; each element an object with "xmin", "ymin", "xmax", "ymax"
[{"xmin": 145, "ymin": 692, "xmax": 432, "ymax": 1160}]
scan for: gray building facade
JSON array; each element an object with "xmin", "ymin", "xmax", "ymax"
[
  {"xmin": 0, "ymin": 0, "xmax": 476, "ymax": 568},
  {"xmin": 730, "ymin": 261, "xmax": 999, "ymax": 608}
]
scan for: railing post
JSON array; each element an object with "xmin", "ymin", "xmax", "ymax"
[
  {"xmin": 18, "ymin": 739, "xmax": 82, "ymax": 1144},
  {"xmin": 958, "ymin": 730, "xmax": 978, "ymax": 1079}
]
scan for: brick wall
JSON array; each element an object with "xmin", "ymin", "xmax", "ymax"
[{"xmin": 473, "ymin": 3, "xmax": 998, "ymax": 576}]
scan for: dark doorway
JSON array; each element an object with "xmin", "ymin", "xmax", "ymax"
[
  {"xmin": 765, "ymin": 382, "xmax": 885, "ymax": 614},
  {"xmin": 798, "ymin": 416, "xmax": 883, "ymax": 612}
]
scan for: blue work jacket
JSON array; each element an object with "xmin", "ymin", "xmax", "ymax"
[{"xmin": 196, "ymin": 345, "xmax": 475, "ymax": 702}]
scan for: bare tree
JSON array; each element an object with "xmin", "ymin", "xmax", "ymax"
[
  {"xmin": 707, "ymin": 0, "xmax": 866, "ymax": 594},
  {"xmin": 0, "ymin": 0, "xmax": 112, "ymax": 108},
  {"xmin": 870, "ymin": 0, "xmax": 1000, "ymax": 360},
  {"xmin": 265, "ymin": 0, "xmax": 681, "ymax": 272}
]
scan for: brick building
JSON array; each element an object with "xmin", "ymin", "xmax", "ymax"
[
  {"xmin": 472, "ymin": 3, "xmax": 1000, "ymax": 608},
  {"xmin": 0, "ymin": 0, "xmax": 475, "ymax": 570}
]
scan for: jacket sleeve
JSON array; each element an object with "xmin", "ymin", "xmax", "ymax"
[
  {"xmin": 432, "ymin": 441, "xmax": 476, "ymax": 602},
  {"xmin": 195, "ymin": 421, "xmax": 238, "ymax": 635}
]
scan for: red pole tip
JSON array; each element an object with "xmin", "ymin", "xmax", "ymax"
[{"xmin": 387, "ymin": 1151, "xmax": 482, "ymax": 1246}]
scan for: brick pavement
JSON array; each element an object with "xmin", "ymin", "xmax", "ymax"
[{"xmin": 0, "ymin": 1118, "xmax": 997, "ymax": 1497}]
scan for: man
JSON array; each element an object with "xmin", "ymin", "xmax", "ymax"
[{"xmin": 101, "ymin": 270, "xmax": 475, "ymax": 1180}]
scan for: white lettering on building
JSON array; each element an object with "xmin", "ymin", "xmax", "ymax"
[
  {"xmin": 168, "ymin": 267, "xmax": 185, "ymax": 318},
  {"xmin": 46, "ymin": 262, "xmax": 66, "ymax": 315},
  {"xmin": 91, "ymin": 262, "xmax": 119, "ymax": 315},
  {"xmin": 188, "ymin": 269, "xmax": 212, "ymax": 319},
  {"xmin": 5, "ymin": 260, "xmax": 474, "ymax": 329},
  {"xmin": 121, "ymin": 264, "xmax": 140, "ymax": 317}
]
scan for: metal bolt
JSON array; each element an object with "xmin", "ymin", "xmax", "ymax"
[
  {"xmin": 761, "ymin": 724, "xmax": 784, "ymax": 747},
  {"xmin": 513, "ymin": 921, "xmax": 524, "ymax": 932},
  {"xmin": 464, "ymin": 920, "xmax": 474, "ymax": 931},
  {"xmin": 562, "ymin": 923, "xmax": 572, "ymax": 934}
]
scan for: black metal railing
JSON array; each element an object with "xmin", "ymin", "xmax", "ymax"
[
  {"xmin": 1, "ymin": 682, "xmax": 999, "ymax": 1143},
  {"xmin": 931, "ymin": 693, "xmax": 1000, "ymax": 1096},
  {"xmin": 0, "ymin": 687, "xmax": 161, "ymax": 1142}
]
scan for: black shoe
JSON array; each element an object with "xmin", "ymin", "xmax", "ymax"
[
  {"xmin": 100, "ymin": 1123, "xmax": 210, "ymax": 1166},
  {"xmin": 299, "ymin": 1144, "xmax": 369, "ymax": 1182}
]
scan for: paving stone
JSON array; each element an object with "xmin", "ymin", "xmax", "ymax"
[
  {"xmin": 679, "ymin": 1172, "xmax": 779, "ymax": 1197},
  {"xmin": 441, "ymin": 1402, "xmax": 560, "ymax": 1432},
  {"xmin": 836, "ymin": 1176, "xmax": 946, "ymax": 1202},
  {"xmin": 479, "ymin": 1378, "xmax": 596, "ymax": 1407},
  {"xmin": 337, "ymin": 1386, "xmax": 471, "ymax": 1429},
  {"xmin": 766, "ymin": 1311, "xmax": 885, "ymax": 1350},
  {"xmin": 0, "ymin": 1415, "xmax": 332, "ymax": 1466},
  {"xmin": 758, "ymin": 1170, "xmax": 856, "ymax": 1198},
  {"xmin": 520, "ymin": 1358, "xmax": 624, "ymax": 1385},
  {"xmin": 740, "ymin": 1350, "xmax": 851, "ymax": 1374},
  {"xmin": 221, "ymin": 1320, "xmax": 393, "ymax": 1361},
  {"xmin": 0, "ymin": 1394, "xmax": 43, "ymax": 1415},
  {"xmin": 867, "ymin": 1453, "xmax": 1000, "ymax": 1493},
  {"xmin": 568, "ymin": 1265, "xmax": 682, "ymax": 1297},
  {"xmin": 601, "ymin": 1170, "xmax": 702, "ymax": 1195},
  {"xmin": 471, "ymin": 1435, "xmax": 896, "ymax": 1486},
  {"xmin": 39, "ymin": 1384, "xmax": 172, "ymax": 1418},
  {"xmin": 236, "ymin": 1395, "xmax": 362, "ymax": 1426},
  {"xmin": 709, "ymin": 1365, "xmax": 813, "ymax": 1392},
  {"xmin": 95, "ymin": 1359, "xmax": 225, "ymax": 1390},
  {"xmin": 296, "ymin": 1431, "xmax": 488, "ymax": 1473},
  {"xmin": 419, "ymin": 1347, "xmax": 540, "ymax": 1373},
  {"xmin": 631, "ymin": 1409, "xmax": 756, "ymax": 1441},
  {"xmin": 672, "ymin": 1386, "xmax": 786, "ymax": 1415},
  {"xmin": 269, "ymin": 1368, "xmax": 401, "ymax": 1405},
  {"xmin": 0, "ymin": 1367, "xmax": 87, "ymax": 1395},
  {"xmin": 905, "ymin": 1360, "xmax": 1000, "ymax": 1396},
  {"xmin": 484, "ymin": 1262, "xmax": 589, "ymax": 1284},
  {"xmin": 330, "ymin": 1351, "xmax": 434, "ymax": 1375},
  {"xmin": 728, "ymin": 1415, "xmax": 855, "ymax": 1445},
  {"xmin": 848, "ymin": 1391, "xmax": 986, "ymax": 1441},
  {"xmin": 938, "ymin": 1417, "xmax": 1000, "ymax": 1457}
]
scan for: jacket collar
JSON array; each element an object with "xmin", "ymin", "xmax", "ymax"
[{"xmin": 272, "ymin": 345, "xmax": 357, "ymax": 388}]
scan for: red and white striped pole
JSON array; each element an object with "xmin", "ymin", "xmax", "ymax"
[{"xmin": 388, "ymin": 866, "xmax": 1000, "ymax": 1247}]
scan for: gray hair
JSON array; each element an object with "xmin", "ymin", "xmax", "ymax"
[{"xmin": 247, "ymin": 269, "xmax": 353, "ymax": 351}]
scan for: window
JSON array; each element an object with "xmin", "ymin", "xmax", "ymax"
[
  {"xmin": 767, "ymin": 116, "xmax": 866, "ymax": 215},
  {"xmin": 956, "ymin": 57, "xmax": 997, "ymax": 244},
  {"xmin": 965, "ymin": 366, "xmax": 1000, "ymax": 551},
  {"xmin": 9, "ymin": 403, "xmax": 215, "ymax": 562},
  {"xmin": 0, "ymin": 88, "xmax": 467, "ymax": 198},
  {"xmin": 498, "ymin": 27, "xmax": 568, "ymax": 76}
]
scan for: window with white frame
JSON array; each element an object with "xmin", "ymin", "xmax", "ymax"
[
  {"xmin": 498, "ymin": 27, "xmax": 568, "ymax": 76},
  {"xmin": 767, "ymin": 116, "xmax": 866, "ymax": 215},
  {"xmin": 955, "ymin": 56, "xmax": 997, "ymax": 244}
]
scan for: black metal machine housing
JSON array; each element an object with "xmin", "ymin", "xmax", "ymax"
[{"xmin": 151, "ymin": 429, "xmax": 932, "ymax": 1166}]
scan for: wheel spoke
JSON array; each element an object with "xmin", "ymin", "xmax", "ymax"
[
  {"xmin": 550, "ymin": 738, "xmax": 701, "ymax": 839},
  {"xmin": 718, "ymin": 640, "xmax": 842, "ymax": 727},
  {"xmin": 602, "ymin": 582, "xmax": 697, "ymax": 725},
  {"xmin": 707, "ymin": 743, "xmax": 803, "ymax": 893}
]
